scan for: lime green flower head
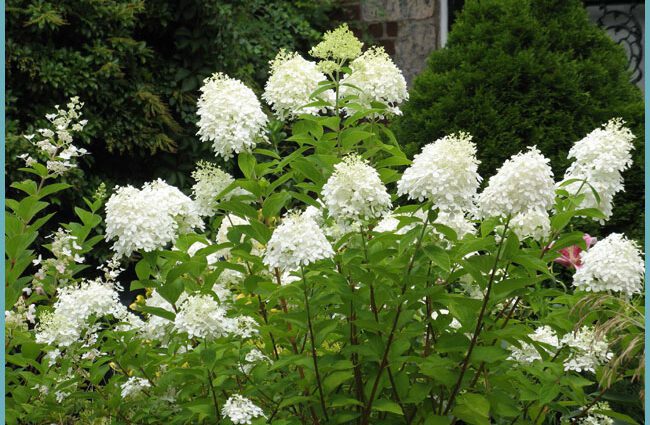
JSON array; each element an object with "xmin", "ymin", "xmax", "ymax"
[{"xmin": 309, "ymin": 23, "xmax": 363, "ymax": 62}]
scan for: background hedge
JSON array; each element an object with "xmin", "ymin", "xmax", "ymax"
[
  {"xmin": 6, "ymin": 0, "xmax": 337, "ymax": 195},
  {"xmin": 393, "ymin": 0, "xmax": 644, "ymax": 239}
]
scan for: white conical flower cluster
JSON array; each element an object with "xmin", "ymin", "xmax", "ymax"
[
  {"xmin": 263, "ymin": 211, "xmax": 334, "ymax": 272},
  {"xmin": 434, "ymin": 210, "xmax": 476, "ymax": 240},
  {"xmin": 477, "ymin": 147, "xmax": 555, "ymax": 241},
  {"xmin": 397, "ymin": 132, "xmax": 481, "ymax": 212},
  {"xmin": 573, "ymin": 402, "xmax": 614, "ymax": 425},
  {"xmin": 560, "ymin": 118, "xmax": 635, "ymax": 221},
  {"xmin": 105, "ymin": 179, "xmax": 203, "ymax": 257},
  {"xmin": 263, "ymin": 50, "xmax": 333, "ymax": 120},
  {"xmin": 374, "ymin": 209, "xmax": 425, "ymax": 234},
  {"xmin": 507, "ymin": 325, "xmax": 559, "ymax": 364},
  {"xmin": 322, "ymin": 154, "xmax": 391, "ymax": 223},
  {"xmin": 221, "ymin": 394, "xmax": 266, "ymax": 424},
  {"xmin": 561, "ymin": 326, "xmax": 612, "ymax": 373},
  {"xmin": 341, "ymin": 46, "xmax": 408, "ymax": 116},
  {"xmin": 120, "ymin": 377, "xmax": 151, "ymax": 399},
  {"xmin": 191, "ymin": 161, "xmax": 235, "ymax": 217},
  {"xmin": 509, "ymin": 209, "xmax": 551, "ymax": 241},
  {"xmin": 35, "ymin": 279, "xmax": 135, "ymax": 347},
  {"xmin": 173, "ymin": 294, "xmax": 257, "ymax": 341},
  {"xmin": 309, "ymin": 23, "xmax": 363, "ymax": 62},
  {"xmin": 196, "ymin": 73, "xmax": 268, "ymax": 159},
  {"xmin": 573, "ymin": 233, "xmax": 644, "ymax": 296}
]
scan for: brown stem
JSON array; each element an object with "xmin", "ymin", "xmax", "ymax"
[
  {"xmin": 274, "ymin": 268, "xmax": 318, "ymax": 425},
  {"xmin": 361, "ymin": 215, "xmax": 431, "ymax": 425},
  {"xmin": 207, "ymin": 369, "xmax": 222, "ymax": 420},
  {"xmin": 257, "ymin": 294, "xmax": 280, "ymax": 360},
  {"xmin": 348, "ymin": 280, "xmax": 366, "ymax": 420},
  {"xmin": 444, "ymin": 221, "xmax": 510, "ymax": 415},
  {"xmin": 302, "ymin": 267, "xmax": 329, "ymax": 421},
  {"xmin": 569, "ymin": 387, "xmax": 608, "ymax": 423}
]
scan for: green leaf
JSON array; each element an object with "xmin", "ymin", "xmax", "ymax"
[
  {"xmin": 596, "ymin": 410, "xmax": 639, "ymax": 425},
  {"xmin": 340, "ymin": 129, "xmax": 374, "ymax": 149},
  {"xmin": 491, "ymin": 277, "xmax": 533, "ymax": 302},
  {"xmin": 238, "ymin": 152, "xmax": 257, "ymax": 179},
  {"xmin": 158, "ymin": 278, "xmax": 185, "ymax": 305},
  {"xmin": 329, "ymin": 395, "xmax": 364, "ymax": 408},
  {"xmin": 10, "ymin": 180, "xmax": 38, "ymax": 196},
  {"xmin": 217, "ymin": 200, "xmax": 259, "ymax": 219},
  {"xmin": 37, "ymin": 183, "xmax": 71, "ymax": 199},
  {"xmin": 470, "ymin": 346, "xmax": 508, "ymax": 364},
  {"xmin": 135, "ymin": 259, "xmax": 151, "ymax": 280},
  {"xmin": 262, "ymin": 192, "xmax": 292, "ymax": 218},
  {"xmin": 323, "ymin": 371, "xmax": 353, "ymax": 393},
  {"xmin": 453, "ymin": 393, "xmax": 490, "ymax": 425},
  {"xmin": 372, "ymin": 399, "xmax": 403, "ymax": 415},
  {"xmin": 139, "ymin": 305, "xmax": 176, "ymax": 321},
  {"xmin": 423, "ymin": 245, "xmax": 451, "ymax": 271},
  {"xmin": 291, "ymin": 158, "xmax": 324, "ymax": 185},
  {"xmin": 424, "ymin": 415, "xmax": 452, "ymax": 425}
]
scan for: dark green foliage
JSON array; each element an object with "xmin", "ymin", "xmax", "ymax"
[
  {"xmin": 393, "ymin": 0, "xmax": 644, "ymax": 239},
  {"xmin": 7, "ymin": 0, "xmax": 337, "ymax": 190}
]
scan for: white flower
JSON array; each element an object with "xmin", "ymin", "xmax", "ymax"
[
  {"xmin": 141, "ymin": 290, "xmax": 180, "ymax": 340},
  {"xmin": 183, "ymin": 241, "xmax": 219, "ymax": 266},
  {"xmin": 302, "ymin": 204, "xmax": 324, "ymax": 224},
  {"xmin": 216, "ymin": 214, "xmax": 263, "ymax": 259},
  {"xmin": 241, "ymin": 348, "xmax": 272, "ymax": 374},
  {"xmin": 17, "ymin": 153, "xmax": 37, "ymax": 167},
  {"xmin": 35, "ymin": 279, "xmax": 128, "ymax": 347},
  {"xmin": 477, "ymin": 147, "xmax": 555, "ymax": 219},
  {"xmin": 105, "ymin": 179, "xmax": 203, "ymax": 257},
  {"xmin": 340, "ymin": 46, "xmax": 408, "ymax": 116},
  {"xmin": 120, "ymin": 377, "xmax": 151, "ymax": 399},
  {"xmin": 510, "ymin": 209, "xmax": 551, "ymax": 241},
  {"xmin": 508, "ymin": 326, "xmax": 560, "ymax": 364},
  {"xmin": 309, "ymin": 23, "xmax": 363, "ymax": 62},
  {"xmin": 263, "ymin": 50, "xmax": 333, "ymax": 120},
  {"xmin": 322, "ymin": 154, "xmax": 391, "ymax": 223},
  {"xmin": 196, "ymin": 73, "xmax": 268, "ymax": 159},
  {"xmin": 561, "ymin": 327, "xmax": 613, "ymax": 373},
  {"xmin": 217, "ymin": 268, "xmax": 245, "ymax": 288},
  {"xmin": 397, "ymin": 133, "xmax": 481, "ymax": 212},
  {"xmin": 173, "ymin": 294, "xmax": 230, "ymax": 340},
  {"xmin": 560, "ymin": 119, "xmax": 635, "ymax": 221},
  {"xmin": 44, "ymin": 349, "xmax": 61, "ymax": 366},
  {"xmin": 263, "ymin": 211, "xmax": 334, "ymax": 272},
  {"xmin": 191, "ymin": 161, "xmax": 235, "ymax": 217},
  {"xmin": 434, "ymin": 210, "xmax": 476, "ymax": 240},
  {"xmin": 374, "ymin": 213, "xmax": 402, "ymax": 234},
  {"xmin": 374, "ymin": 209, "xmax": 426, "ymax": 235},
  {"xmin": 245, "ymin": 348, "xmax": 271, "ymax": 364},
  {"xmin": 573, "ymin": 233, "xmax": 644, "ymax": 296},
  {"xmin": 573, "ymin": 402, "xmax": 614, "ymax": 425},
  {"xmin": 221, "ymin": 394, "xmax": 266, "ymax": 424},
  {"xmin": 174, "ymin": 295, "xmax": 257, "ymax": 340},
  {"xmin": 431, "ymin": 309, "xmax": 462, "ymax": 330},
  {"xmin": 278, "ymin": 271, "xmax": 301, "ymax": 286},
  {"xmin": 233, "ymin": 316, "xmax": 259, "ymax": 339}
]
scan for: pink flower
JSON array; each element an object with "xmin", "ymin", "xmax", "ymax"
[{"xmin": 554, "ymin": 234, "xmax": 597, "ymax": 270}]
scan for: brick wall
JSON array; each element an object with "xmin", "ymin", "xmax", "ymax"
[{"xmin": 341, "ymin": 0, "xmax": 441, "ymax": 86}]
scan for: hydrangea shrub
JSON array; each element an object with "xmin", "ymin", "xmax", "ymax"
[{"xmin": 5, "ymin": 24, "xmax": 645, "ymax": 425}]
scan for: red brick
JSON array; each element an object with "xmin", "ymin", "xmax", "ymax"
[
  {"xmin": 368, "ymin": 23, "xmax": 384, "ymax": 38},
  {"xmin": 379, "ymin": 39, "xmax": 395, "ymax": 55},
  {"xmin": 343, "ymin": 4, "xmax": 361, "ymax": 20},
  {"xmin": 386, "ymin": 21, "xmax": 399, "ymax": 37}
]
